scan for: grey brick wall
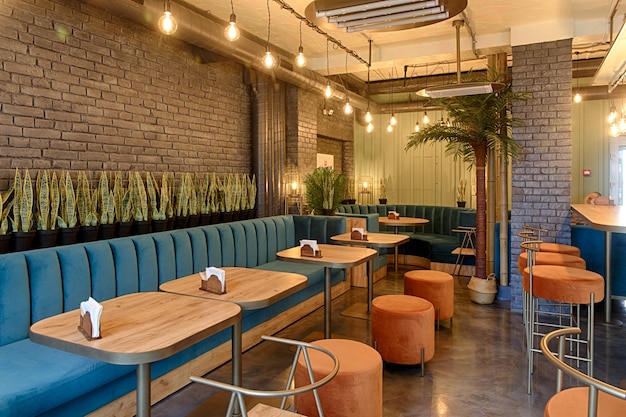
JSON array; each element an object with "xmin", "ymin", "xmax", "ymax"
[
  {"xmin": 0, "ymin": 0, "xmax": 252, "ymax": 191},
  {"xmin": 510, "ymin": 39, "xmax": 573, "ymax": 310}
]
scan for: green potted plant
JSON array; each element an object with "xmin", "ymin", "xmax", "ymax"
[
  {"xmin": 10, "ymin": 168, "xmax": 35, "ymax": 251},
  {"xmin": 34, "ymin": 170, "xmax": 60, "ymax": 248},
  {"xmin": 187, "ymin": 173, "xmax": 200, "ymax": 227},
  {"xmin": 57, "ymin": 171, "xmax": 79, "ymax": 245},
  {"xmin": 174, "ymin": 173, "xmax": 190, "ymax": 228},
  {"xmin": 198, "ymin": 173, "xmax": 211, "ymax": 225},
  {"xmin": 146, "ymin": 172, "xmax": 167, "ymax": 232},
  {"xmin": 208, "ymin": 173, "xmax": 221, "ymax": 224},
  {"xmin": 0, "ymin": 183, "xmax": 14, "ymax": 253},
  {"xmin": 247, "ymin": 174, "xmax": 257, "ymax": 219},
  {"xmin": 303, "ymin": 167, "xmax": 347, "ymax": 215},
  {"xmin": 456, "ymin": 179, "xmax": 467, "ymax": 208},
  {"xmin": 76, "ymin": 171, "xmax": 99, "ymax": 242},
  {"xmin": 406, "ymin": 72, "xmax": 527, "ymax": 301},
  {"xmin": 378, "ymin": 178, "xmax": 387, "ymax": 204},
  {"xmin": 113, "ymin": 171, "xmax": 133, "ymax": 237},
  {"xmin": 129, "ymin": 171, "xmax": 151, "ymax": 235},
  {"xmin": 97, "ymin": 172, "xmax": 117, "ymax": 239}
]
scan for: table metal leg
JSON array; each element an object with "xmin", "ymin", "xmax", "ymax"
[
  {"xmin": 136, "ymin": 363, "xmax": 151, "ymax": 417},
  {"xmin": 324, "ymin": 267, "xmax": 332, "ymax": 338},
  {"xmin": 367, "ymin": 258, "xmax": 374, "ymax": 313},
  {"xmin": 394, "ymin": 247, "xmax": 399, "ymax": 271},
  {"xmin": 602, "ymin": 231, "xmax": 623, "ymax": 326},
  {"xmin": 232, "ymin": 321, "xmax": 243, "ymax": 416}
]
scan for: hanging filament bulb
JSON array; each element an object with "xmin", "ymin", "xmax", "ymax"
[
  {"xmin": 423, "ymin": 111, "xmax": 429, "ymax": 125},
  {"xmin": 573, "ymin": 92, "xmax": 582, "ymax": 103},
  {"xmin": 365, "ymin": 109, "xmax": 372, "ymax": 124},
  {"xmin": 611, "ymin": 123, "xmax": 620, "ymax": 137},
  {"xmin": 367, "ymin": 122, "xmax": 374, "ymax": 133},
  {"xmin": 387, "ymin": 123, "xmax": 393, "ymax": 133},
  {"xmin": 414, "ymin": 121, "xmax": 420, "ymax": 132},
  {"xmin": 324, "ymin": 81, "xmax": 332, "ymax": 98},
  {"xmin": 262, "ymin": 47, "xmax": 276, "ymax": 69},
  {"xmin": 343, "ymin": 98, "xmax": 353, "ymax": 115},
  {"xmin": 224, "ymin": 14, "xmax": 240, "ymax": 41},
  {"xmin": 609, "ymin": 105, "xmax": 618, "ymax": 123},
  {"xmin": 619, "ymin": 114, "xmax": 626, "ymax": 133},
  {"xmin": 295, "ymin": 46, "xmax": 306, "ymax": 68},
  {"xmin": 390, "ymin": 114, "xmax": 397, "ymax": 126},
  {"xmin": 158, "ymin": 1, "xmax": 178, "ymax": 35}
]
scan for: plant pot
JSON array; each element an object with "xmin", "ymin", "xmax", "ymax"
[
  {"xmin": 187, "ymin": 214, "xmax": 200, "ymax": 228},
  {"xmin": 174, "ymin": 216, "xmax": 188, "ymax": 229},
  {"xmin": 57, "ymin": 227, "xmax": 79, "ymax": 246},
  {"xmin": 457, "ymin": 201, "xmax": 466, "ymax": 208},
  {"xmin": 35, "ymin": 229, "xmax": 58, "ymax": 249},
  {"xmin": 321, "ymin": 209, "xmax": 334, "ymax": 216},
  {"xmin": 200, "ymin": 213, "xmax": 211, "ymax": 226},
  {"xmin": 247, "ymin": 208, "xmax": 256, "ymax": 219},
  {"xmin": 166, "ymin": 217, "xmax": 175, "ymax": 230},
  {"xmin": 12, "ymin": 231, "xmax": 35, "ymax": 252},
  {"xmin": 221, "ymin": 211, "xmax": 234, "ymax": 223},
  {"xmin": 132, "ymin": 220, "xmax": 152, "ymax": 235},
  {"xmin": 379, "ymin": 199, "xmax": 387, "ymax": 204},
  {"xmin": 0, "ymin": 233, "xmax": 11, "ymax": 254},
  {"xmin": 210, "ymin": 212, "xmax": 221, "ymax": 224},
  {"xmin": 98, "ymin": 223, "xmax": 117, "ymax": 240},
  {"xmin": 233, "ymin": 210, "xmax": 241, "ymax": 221},
  {"xmin": 152, "ymin": 219, "xmax": 168, "ymax": 232},
  {"xmin": 467, "ymin": 276, "xmax": 497, "ymax": 305},
  {"xmin": 79, "ymin": 225, "xmax": 99, "ymax": 243},
  {"xmin": 117, "ymin": 221, "xmax": 133, "ymax": 237}
]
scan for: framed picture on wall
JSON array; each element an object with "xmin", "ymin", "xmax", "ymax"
[{"xmin": 317, "ymin": 153, "xmax": 334, "ymax": 169}]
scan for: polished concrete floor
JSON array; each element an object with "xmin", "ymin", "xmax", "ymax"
[{"xmin": 153, "ymin": 267, "xmax": 626, "ymax": 417}]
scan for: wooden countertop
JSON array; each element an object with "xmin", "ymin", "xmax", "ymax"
[{"xmin": 571, "ymin": 204, "xmax": 626, "ymax": 233}]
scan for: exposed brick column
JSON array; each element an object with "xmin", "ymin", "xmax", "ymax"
[{"xmin": 510, "ymin": 39, "xmax": 573, "ymax": 311}]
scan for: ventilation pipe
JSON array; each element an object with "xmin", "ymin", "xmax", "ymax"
[{"xmin": 82, "ymin": 0, "xmax": 370, "ymax": 109}]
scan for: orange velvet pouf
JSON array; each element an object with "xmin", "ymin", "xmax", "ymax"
[
  {"xmin": 371, "ymin": 294, "xmax": 435, "ymax": 374},
  {"xmin": 294, "ymin": 339, "xmax": 382, "ymax": 417},
  {"xmin": 404, "ymin": 270, "xmax": 454, "ymax": 323},
  {"xmin": 522, "ymin": 265, "xmax": 604, "ymax": 304},
  {"xmin": 544, "ymin": 386, "xmax": 626, "ymax": 417},
  {"xmin": 517, "ymin": 251, "xmax": 586, "ymax": 274}
]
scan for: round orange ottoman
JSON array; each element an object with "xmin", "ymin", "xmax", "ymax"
[
  {"xmin": 294, "ymin": 339, "xmax": 382, "ymax": 417},
  {"xmin": 371, "ymin": 294, "xmax": 435, "ymax": 375},
  {"xmin": 517, "ymin": 251, "xmax": 586, "ymax": 275},
  {"xmin": 404, "ymin": 270, "xmax": 454, "ymax": 325}
]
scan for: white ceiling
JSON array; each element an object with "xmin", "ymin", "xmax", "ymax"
[{"xmin": 185, "ymin": 0, "xmax": 622, "ymax": 82}]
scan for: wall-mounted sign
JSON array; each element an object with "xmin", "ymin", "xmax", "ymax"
[
  {"xmin": 317, "ymin": 153, "xmax": 334, "ymax": 169},
  {"xmin": 583, "ymin": 169, "xmax": 591, "ymax": 177}
]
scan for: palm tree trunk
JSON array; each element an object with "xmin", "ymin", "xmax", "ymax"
[{"xmin": 473, "ymin": 143, "xmax": 487, "ymax": 279}]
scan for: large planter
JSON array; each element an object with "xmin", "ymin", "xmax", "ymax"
[
  {"xmin": 221, "ymin": 211, "xmax": 234, "ymax": 223},
  {"xmin": 34, "ymin": 229, "xmax": 58, "ymax": 249},
  {"xmin": 187, "ymin": 214, "xmax": 200, "ymax": 228},
  {"xmin": 98, "ymin": 223, "xmax": 117, "ymax": 240},
  {"xmin": 166, "ymin": 217, "xmax": 175, "ymax": 230},
  {"xmin": 233, "ymin": 210, "xmax": 241, "ymax": 222},
  {"xmin": 79, "ymin": 225, "xmax": 99, "ymax": 243},
  {"xmin": 467, "ymin": 276, "xmax": 497, "ymax": 305},
  {"xmin": 210, "ymin": 212, "xmax": 221, "ymax": 224},
  {"xmin": 132, "ymin": 220, "xmax": 152, "ymax": 235},
  {"xmin": 200, "ymin": 213, "xmax": 211, "ymax": 226},
  {"xmin": 152, "ymin": 219, "xmax": 168, "ymax": 232},
  {"xmin": 117, "ymin": 221, "xmax": 133, "ymax": 237},
  {"xmin": 12, "ymin": 231, "xmax": 35, "ymax": 252},
  {"xmin": 0, "ymin": 233, "xmax": 11, "ymax": 254},
  {"xmin": 174, "ymin": 216, "xmax": 188, "ymax": 229},
  {"xmin": 57, "ymin": 227, "xmax": 79, "ymax": 246}
]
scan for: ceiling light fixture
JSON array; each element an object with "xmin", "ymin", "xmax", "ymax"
[
  {"xmin": 573, "ymin": 52, "xmax": 582, "ymax": 103},
  {"xmin": 343, "ymin": 53, "xmax": 353, "ymax": 115},
  {"xmin": 417, "ymin": 20, "xmax": 503, "ymax": 98},
  {"xmin": 262, "ymin": 0, "xmax": 276, "ymax": 69},
  {"xmin": 326, "ymin": 0, "xmax": 440, "ymax": 22},
  {"xmin": 365, "ymin": 40, "xmax": 373, "ymax": 131},
  {"xmin": 295, "ymin": 21, "xmax": 306, "ymax": 68},
  {"xmin": 158, "ymin": 0, "xmax": 178, "ymax": 35},
  {"xmin": 323, "ymin": 39, "xmax": 332, "ymax": 98},
  {"xmin": 224, "ymin": 0, "xmax": 240, "ymax": 42},
  {"xmin": 316, "ymin": 0, "xmax": 428, "ymax": 18},
  {"xmin": 592, "ymin": 17, "xmax": 626, "ymax": 93}
]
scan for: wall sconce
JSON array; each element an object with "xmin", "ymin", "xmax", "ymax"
[{"xmin": 158, "ymin": 1, "xmax": 178, "ymax": 35}]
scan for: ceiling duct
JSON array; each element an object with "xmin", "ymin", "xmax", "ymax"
[
  {"xmin": 592, "ymin": 17, "xmax": 626, "ymax": 93},
  {"xmin": 417, "ymin": 20, "xmax": 503, "ymax": 98},
  {"xmin": 81, "ymin": 0, "xmax": 370, "ymax": 110}
]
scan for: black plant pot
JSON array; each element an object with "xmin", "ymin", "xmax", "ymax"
[
  {"xmin": 117, "ymin": 221, "xmax": 133, "ymax": 238},
  {"xmin": 233, "ymin": 210, "xmax": 241, "ymax": 221},
  {"xmin": 200, "ymin": 213, "xmax": 211, "ymax": 226},
  {"xmin": 174, "ymin": 216, "xmax": 188, "ymax": 229},
  {"xmin": 457, "ymin": 201, "xmax": 466, "ymax": 208},
  {"xmin": 132, "ymin": 220, "xmax": 152, "ymax": 235},
  {"xmin": 35, "ymin": 229, "xmax": 58, "ymax": 249},
  {"xmin": 0, "ymin": 233, "xmax": 11, "ymax": 254},
  {"xmin": 98, "ymin": 223, "xmax": 117, "ymax": 240},
  {"xmin": 12, "ymin": 231, "xmax": 35, "ymax": 252},
  {"xmin": 187, "ymin": 214, "xmax": 200, "ymax": 228},
  {"xmin": 152, "ymin": 219, "xmax": 168, "ymax": 232},
  {"xmin": 379, "ymin": 199, "xmax": 387, "ymax": 204},
  {"xmin": 210, "ymin": 212, "xmax": 220, "ymax": 224},
  {"xmin": 221, "ymin": 211, "xmax": 234, "ymax": 223},
  {"xmin": 248, "ymin": 208, "xmax": 256, "ymax": 219},
  {"xmin": 321, "ymin": 209, "xmax": 334, "ymax": 216},
  {"xmin": 79, "ymin": 225, "xmax": 99, "ymax": 243},
  {"xmin": 57, "ymin": 227, "xmax": 79, "ymax": 246},
  {"xmin": 166, "ymin": 217, "xmax": 175, "ymax": 230}
]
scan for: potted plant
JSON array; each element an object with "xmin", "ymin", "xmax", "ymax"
[
  {"xmin": 0, "ymin": 182, "xmax": 15, "ymax": 253},
  {"xmin": 57, "ymin": 171, "xmax": 79, "ymax": 245},
  {"xmin": 76, "ymin": 171, "xmax": 99, "ymax": 242},
  {"xmin": 97, "ymin": 172, "xmax": 117, "ymax": 239},
  {"xmin": 341, "ymin": 179, "xmax": 356, "ymax": 205},
  {"xmin": 10, "ymin": 168, "xmax": 35, "ymax": 251},
  {"xmin": 174, "ymin": 173, "xmax": 190, "ymax": 228},
  {"xmin": 221, "ymin": 174, "xmax": 234, "ymax": 222},
  {"xmin": 378, "ymin": 178, "xmax": 387, "ymax": 204},
  {"xmin": 129, "ymin": 171, "xmax": 151, "ymax": 235},
  {"xmin": 147, "ymin": 172, "xmax": 167, "ymax": 232},
  {"xmin": 303, "ymin": 167, "xmax": 347, "ymax": 215},
  {"xmin": 198, "ymin": 173, "xmax": 211, "ymax": 225},
  {"xmin": 247, "ymin": 174, "xmax": 257, "ymax": 219},
  {"xmin": 34, "ymin": 170, "xmax": 60, "ymax": 248},
  {"xmin": 456, "ymin": 179, "xmax": 467, "ymax": 208},
  {"xmin": 406, "ymin": 72, "xmax": 527, "ymax": 301},
  {"xmin": 113, "ymin": 171, "xmax": 133, "ymax": 237},
  {"xmin": 208, "ymin": 173, "xmax": 220, "ymax": 224}
]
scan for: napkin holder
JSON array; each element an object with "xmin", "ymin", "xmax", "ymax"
[
  {"xmin": 301, "ymin": 244, "xmax": 322, "ymax": 258},
  {"xmin": 200, "ymin": 272, "xmax": 227, "ymax": 294},
  {"xmin": 388, "ymin": 212, "xmax": 400, "ymax": 220},
  {"xmin": 350, "ymin": 229, "xmax": 368, "ymax": 241},
  {"xmin": 78, "ymin": 311, "xmax": 101, "ymax": 341}
]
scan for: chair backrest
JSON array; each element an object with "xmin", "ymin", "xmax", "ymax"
[
  {"xmin": 540, "ymin": 327, "xmax": 626, "ymax": 417},
  {"xmin": 190, "ymin": 335, "xmax": 339, "ymax": 417}
]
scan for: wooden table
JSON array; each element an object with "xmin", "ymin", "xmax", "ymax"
[
  {"xmin": 379, "ymin": 217, "xmax": 429, "ymax": 270},
  {"xmin": 29, "ymin": 292, "xmax": 242, "ymax": 417},
  {"xmin": 276, "ymin": 244, "xmax": 377, "ymax": 338},
  {"xmin": 571, "ymin": 204, "xmax": 626, "ymax": 325},
  {"xmin": 331, "ymin": 232, "xmax": 410, "ymax": 315}
]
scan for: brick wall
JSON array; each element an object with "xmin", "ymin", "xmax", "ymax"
[
  {"xmin": 0, "ymin": 0, "xmax": 252, "ymax": 191},
  {"xmin": 510, "ymin": 39, "xmax": 573, "ymax": 310}
]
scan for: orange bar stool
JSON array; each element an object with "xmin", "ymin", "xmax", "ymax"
[
  {"xmin": 517, "ymin": 251, "xmax": 586, "ymax": 275},
  {"xmin": 520, "ymin": 225, "xmax": 581, "ymax": 256},
  {"xmin": 294, "ymin": 339, "xmax": 383, "ymax": 417},
  {"xmin": 522, "ymin": 241, "xmax": 604, "ymax": 395},
  {"xmin": 404, "ymin": 270, "xmax": 454, "ymax": 329},
  {"xmin": 371, "ymin": 294, "xmax": 435, "ymax": 376}
]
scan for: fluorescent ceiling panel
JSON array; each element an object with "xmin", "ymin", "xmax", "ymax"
[
  {"xmin": 417, "ymin": 82, "xmax": 497, "ymax": 98},
  {"xmin": 336, "ymin": 6, "xmax": 445, "ymax": 28},
  {"xmin": 592, "ymin": 19, "xmax": 626, "ymax": 93},
  {"xmin": 316, "ymin": 0, "xmax": 430, "ymax": 18},
  {"xmin": 346, "ymin": 11, "xmax": 449, "ymax": 32},
  {"xmin": 327, "ymin": 0, "xmax": 440, "ymax": 22}
]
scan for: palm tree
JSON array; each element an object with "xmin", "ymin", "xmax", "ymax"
[{"xmin": 406, "ymin": 76, "xmax": 526, "ymax": 280}]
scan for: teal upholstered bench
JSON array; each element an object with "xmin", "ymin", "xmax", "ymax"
[{"xmin": 0, "ymin": 215, "xmax": 346, "ymax": 417}]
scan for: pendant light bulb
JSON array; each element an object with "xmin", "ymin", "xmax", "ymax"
[
  {"xmin": 573, "ymin": 92, "xmax": 582, "ymax": 103},
  {"xmin": 224, "ymin": 14, "xmax": 240, "ymax": 42},
  {"xmin": 344, "ymin": 98, "xmax": 353, "ymax": 115},
  {"xmin": 262, "ymin": 47, "xmax": 276, "ymax": 69},
  {"xmin": 423, "ymin": 112, "xmax": 429, "ymax": 125},
  {"xmin": 611, "ymin": 123, "xmax": 620, "ymax": 137},
  {"xmin": 295, "ymin": 46, "xmax": 306, "ymax": 68},
  {"xmin": 390, "ymin": 114, "xmax": 397, "ymax": 126},
  {"xmin": 365, "ymin": 110, "xmax": 372, "ymax": 124},
  {"xmin": 324, "ymin": 81, "xmax": 332, "ymax": 98},
  {"xmin": 619, "ymin": 115, "xmax": 626, "ymax": 133},
  {"xmin": 158, "ymin": 2, "xmax": 178, "ymax": 35},
  {"xmin": 387, "ymin": 124, "xmax": 393, "ymax": 133},
  {"xmin": 367, "ymin": 122, "xmax": 374, "ymax": 133},
  {"xmin": 609, "ymin": 105, "xmax": 618, "ymax": 123},
  {"xmin": 414, "ymin": 122, "xmax": 420, "ymax": 132}
]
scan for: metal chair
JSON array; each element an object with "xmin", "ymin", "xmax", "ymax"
[
  {"xmin": 451, "ymin": 226, "xmax": 476, "ymax": 276},
  {"xmin": 541, "ymin": 328, "xmax": 626, "ymax": 417},
  {"xmin": 190, "ymin": 335, "xmax": 339, "ymax": 417}
]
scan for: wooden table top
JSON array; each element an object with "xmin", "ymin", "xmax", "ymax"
[
  {"xmin": 29, "ymin": 292, "xmax": 241, "ymax": 365},
  {"xmin": 571, "ymin": 204, "xmax": 626, "ymax": 233},
  {"xmin": 276, "ymin": 244, "xmax": 377, "ymax": 268},
  {"xmin": 379, "ymin": 217, "xmax": 430, "ymax": 227},
  {"xmin": 159, "ymin": 267, "xmax": 308, "ymax": 310},
  {"xmin": 330, "ymin": 232, "xmax": 410, "ymax": 248}
]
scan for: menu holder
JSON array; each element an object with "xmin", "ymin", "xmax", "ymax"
[
  {"xmin": 388, "ymin": 211, "xmax": 400, "ymax": 220},
  {"xmin": 300, "ymin": 239, "xmax": 322, "ymax": 258},
  {"xmin": 350, "ymin": 227, "xmax": 368, "ymax": 241},
  {"xmin": 200, "ymin": 267, "xmax": 226, "ymax": 294}
]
